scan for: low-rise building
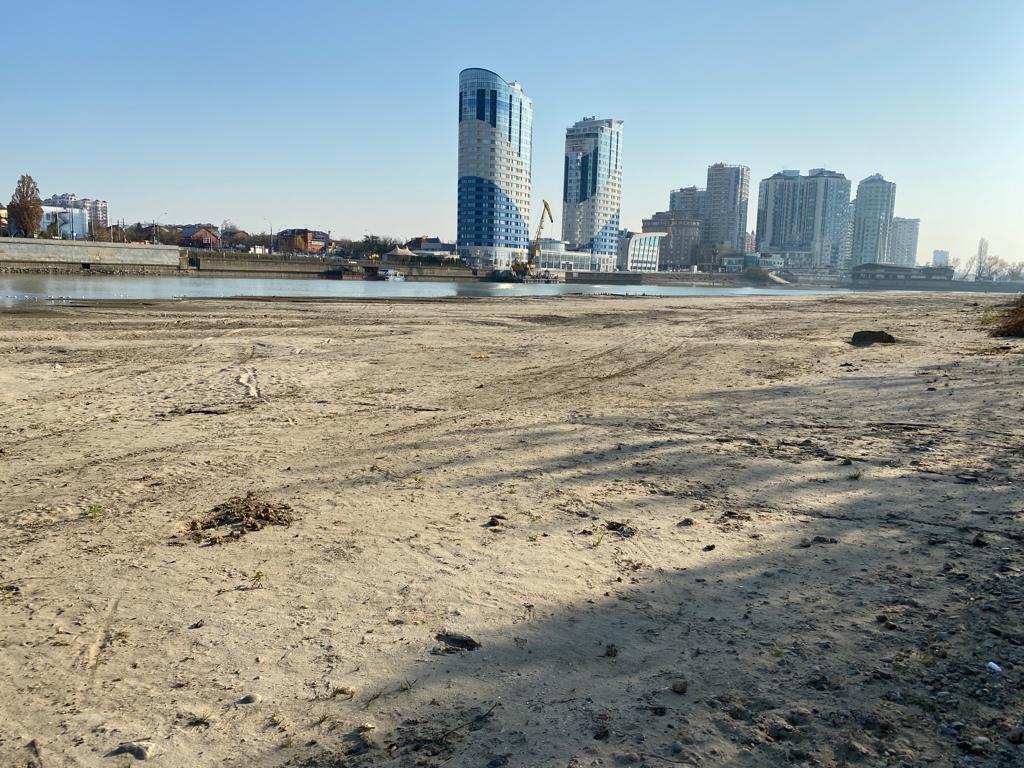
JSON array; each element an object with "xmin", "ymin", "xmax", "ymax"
[
  {"xmin": 405, "ymin": 236, "xmax": 459, "ymax": 259},
  {"xmin": 180, "ymin": 225, "xmax": 221, "ymax": 249},
  {"xmin": 932, "ymin": 249, "xmax": 950, "ymax": 267},
  {"xmin": 618, "ymin": 231, "xmax": 665, "ymax": 272},
  {"xmin": 39, "ymin": 206, "xmax": 90, "ymax": 239},
  {"xmin": 276, "ymin": 228, "xmax": 330, "ymax": 254},
  {"xmin": 533, "ymin": 238, "xmax": 614, "ymax": 272}
]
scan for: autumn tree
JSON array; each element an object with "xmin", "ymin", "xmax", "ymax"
[{"xmin": 8, "ymin": 174, "xmax": 43, "ymax": 237}]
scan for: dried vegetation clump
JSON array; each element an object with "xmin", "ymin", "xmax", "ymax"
[
  {"xmin": 989, "ymin": 296, "xmax": 1024, "ymax": 338},
  {"xmin": 188, "ymin": 491, "xmax": 295, "ymax": 544}
]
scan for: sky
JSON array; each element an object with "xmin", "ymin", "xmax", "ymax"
[{"xmin": 3, "ymin": 0, "xmax": 1022, "ymax": 263}]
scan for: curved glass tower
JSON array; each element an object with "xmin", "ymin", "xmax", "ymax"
[
  {"xmin": 561, "ymin": 117, "xmax": 623, "ymax": 261},
  {"xmin": 457, "ymin": 68, "xmax": 533, "ymax": 270}
]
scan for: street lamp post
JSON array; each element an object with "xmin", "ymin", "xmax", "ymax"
[
  {"xmin": 151, "ymin": 212, "xmax": 168, "ymax": 244},
  {"xmin": 264, "ymin": 219, "xmax": 273, "ymax": 255}
]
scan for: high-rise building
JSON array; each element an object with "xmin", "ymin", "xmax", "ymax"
[
  {"xmin": 932, "ymin": 249, "xmax": 950, "ymax": 267},
  {"xmin": 669, "ymin": 186, "xmax": 707, "ymax": 222},
  {"xmin": 755, "ymin": 168, "xmax": 851, "ymax": 273},
  {"xmin": 642, "ymin": 210, "xmax": 701, "ymax": 270},
  {"xmin": 838, "ymin": 201, "xmax": 856, "ymax": 272},
  {"xmin": 889, "ymin": 217, "xmax": 920, "ymax": 267},
  {"xmin": 457, "ymin": 68, "xmax": 533, "ymax": 270},
  {"xmin": 704, "ymin": 163, "xmax": 749, "ymax": 252},
  {"xmin": 43, "ymin": 193, "xmax": 109, "ymax": 230},
  {"xmin": 851, "ymin": 174, "xmax": 896, "ymax": 265},
  {"xmin": 561, "ymin": 117, "xmax": 623, "ymax": 259}
]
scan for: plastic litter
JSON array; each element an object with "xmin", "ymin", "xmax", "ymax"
[{"xmin": 986, "ymin": 661, "xmax": 1003, "ymax": 673}]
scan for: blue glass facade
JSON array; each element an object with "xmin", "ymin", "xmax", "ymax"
[
  {"xmin": 457, "ymin": 68, "xmax": 533, "ymax": 270},
  {"xmin": 561, "ymin": 118, "xmax": 623, "ymax": 260}
]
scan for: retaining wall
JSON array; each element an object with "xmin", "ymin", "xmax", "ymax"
[{"xmin": 0, "ymin": 237, "xmax": 180, "ymax": 269}]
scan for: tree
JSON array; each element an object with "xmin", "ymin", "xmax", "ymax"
[
  {"xmin": 341, "ymin": 234, "xmax": 401, "ymax": 259},
  {"xmin": 91, "ymin": 222, "xmax": 111, "ymax": 242},
  {"xmin": 288, "ymin": 234, "xmax": 307, "ymax": 253},
  {"xmin": 8, "ymin": 174, "xmax": 43, "ymax": 237}
]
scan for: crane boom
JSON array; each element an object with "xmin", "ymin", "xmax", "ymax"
[{"xmin": 528, "ymin": 199, "xmax": 554, "ymax": 265}]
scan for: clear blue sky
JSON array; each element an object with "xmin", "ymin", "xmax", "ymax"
[{"xmin": 4, "ymin": 0, "xmax": 1022, "ymax": 262}]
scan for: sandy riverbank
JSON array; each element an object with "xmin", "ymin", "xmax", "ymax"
[{"xmin": 1, "ymin": 293, "xmax": 1022, "ymax": 767}]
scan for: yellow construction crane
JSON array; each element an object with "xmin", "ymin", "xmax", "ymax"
[
  {"xmin": 511, "ymin": 199, "xmax": 553, "ymax": 278},
  {"xmin": 527, "ymin": 199, "xmax": 554, "ymax": 267}
]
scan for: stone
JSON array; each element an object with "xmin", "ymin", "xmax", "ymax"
[
  {"xmin": 851, "ymin": 330, "xmax": 896, "ymax": 346},
  {"xmin": 108, "ymin": 741, "xmax": 155, "ymax": 760},
  {"xmin": 435, "ymin": 632, "xmax": 481, "ymax": 652},
  {"xmin": 238, "ymin": 693, "xmax": 262, "ymax": 704},
  {"xmin": 677, "ymin": 518, "xmax": 695, "ymax": 527},
  {"xmin": 670, "ymin": 679, "xmax": 689, "ymax": 695},
  {"xmin": 765, "ymin": 719, "xmax": 794, "ymax": 741},
  {"xmin": 671, "ymin": 740, "xmax": 684, "ymax": 754}
]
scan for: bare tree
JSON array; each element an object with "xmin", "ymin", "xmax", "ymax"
[{"xmin": 8, "ymin": 174, "xmax": 43, "ymax": 237}]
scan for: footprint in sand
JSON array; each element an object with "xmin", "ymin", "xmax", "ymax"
[{"xmin": 236, "ymin": 368, "xmax": 261, "ymax": 398}]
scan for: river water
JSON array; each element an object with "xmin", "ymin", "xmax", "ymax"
[{"xmin": 0, "ymin": 273, "xmax": 852, "ymax": 307}]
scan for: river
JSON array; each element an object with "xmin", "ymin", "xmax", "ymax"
[{"xmin": 0, "ymin": 273, "xmax": 852, "ymax": 307}]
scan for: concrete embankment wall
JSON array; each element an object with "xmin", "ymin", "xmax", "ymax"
[
  {"xmin": 0, "ymin": 238, "xmax": 181, "ymax": 274},
  {"xmin": 191, "ymin": 254, "xmax": 352, "ymax": 279},
  {"xmin": 566, "ymin": 271, "xmax": 746, "ymax": 287},
  {"xmin": 849, "ymin": 279, "xmax": 1024, "ymax": 294},
  {"xmin": 375, "ymin": 260, "xmax": 483, "ymax": 282}
]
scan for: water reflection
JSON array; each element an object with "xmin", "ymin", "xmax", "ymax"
[{"xmin": 0, "ymin": 273, "xmax": 851, "ymax": 307}]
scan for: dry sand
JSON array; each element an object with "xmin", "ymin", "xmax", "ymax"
[{"xmin": 0, "ymin": 292, "xmax": 1022, "ymax": 768}]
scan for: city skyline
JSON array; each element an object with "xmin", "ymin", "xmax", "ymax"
[{"xmin": 3, "ymin": 1, "xmax": 1021, "ymax": 264}]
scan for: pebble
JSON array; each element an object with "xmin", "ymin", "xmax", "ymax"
[
  {"xmin": 109, "ymin": 741, "xmax": 154, "ymax": 760},
  {"xmin": 670, "ymin": 679, "xmax": 688, "ymax": 695},
  {"xmin": 702, "ymin": 544, "xmax": 716, "ymax": 552},
  {"xmin": 677, "ymin": 518, "xmax": 695, "ymax": 527},
  {"xmin": 671, "ymin": 740, "xmax": 684, "ymax": 754},
  {"xmin": 238, "ymin": 693, "xmax": 262, "ymax": 704}
]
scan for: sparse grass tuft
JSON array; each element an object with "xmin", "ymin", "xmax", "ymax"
[
  {"xmin": 102, "ymin": 629, "xmax": 129, "ymax": 647},
  {"xmin": 185, "ymin": 712, "xmax": 212, "ymax": 729},
  {"xmin": 85, "ymin": 502, "xmax": 103, "ymax": 520},
  {"xmin": 911, "ymin": 648, "xmax": 935, "ymax": 666}
]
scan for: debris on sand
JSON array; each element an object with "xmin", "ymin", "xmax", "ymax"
[
  {"xmin": 434, "ymin": 632, "xmax": 481, "ymax": 653},
  {"xmin": 188, "ymin": 491, "xmax": 294, "ymax": 544},
  {"xmin": 851, "ymin": 330, "xmax": 896, "ymax": 346},
  {"xmin": 604, "ymin": 520, "xmax": 636, "ymax": 538}
]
